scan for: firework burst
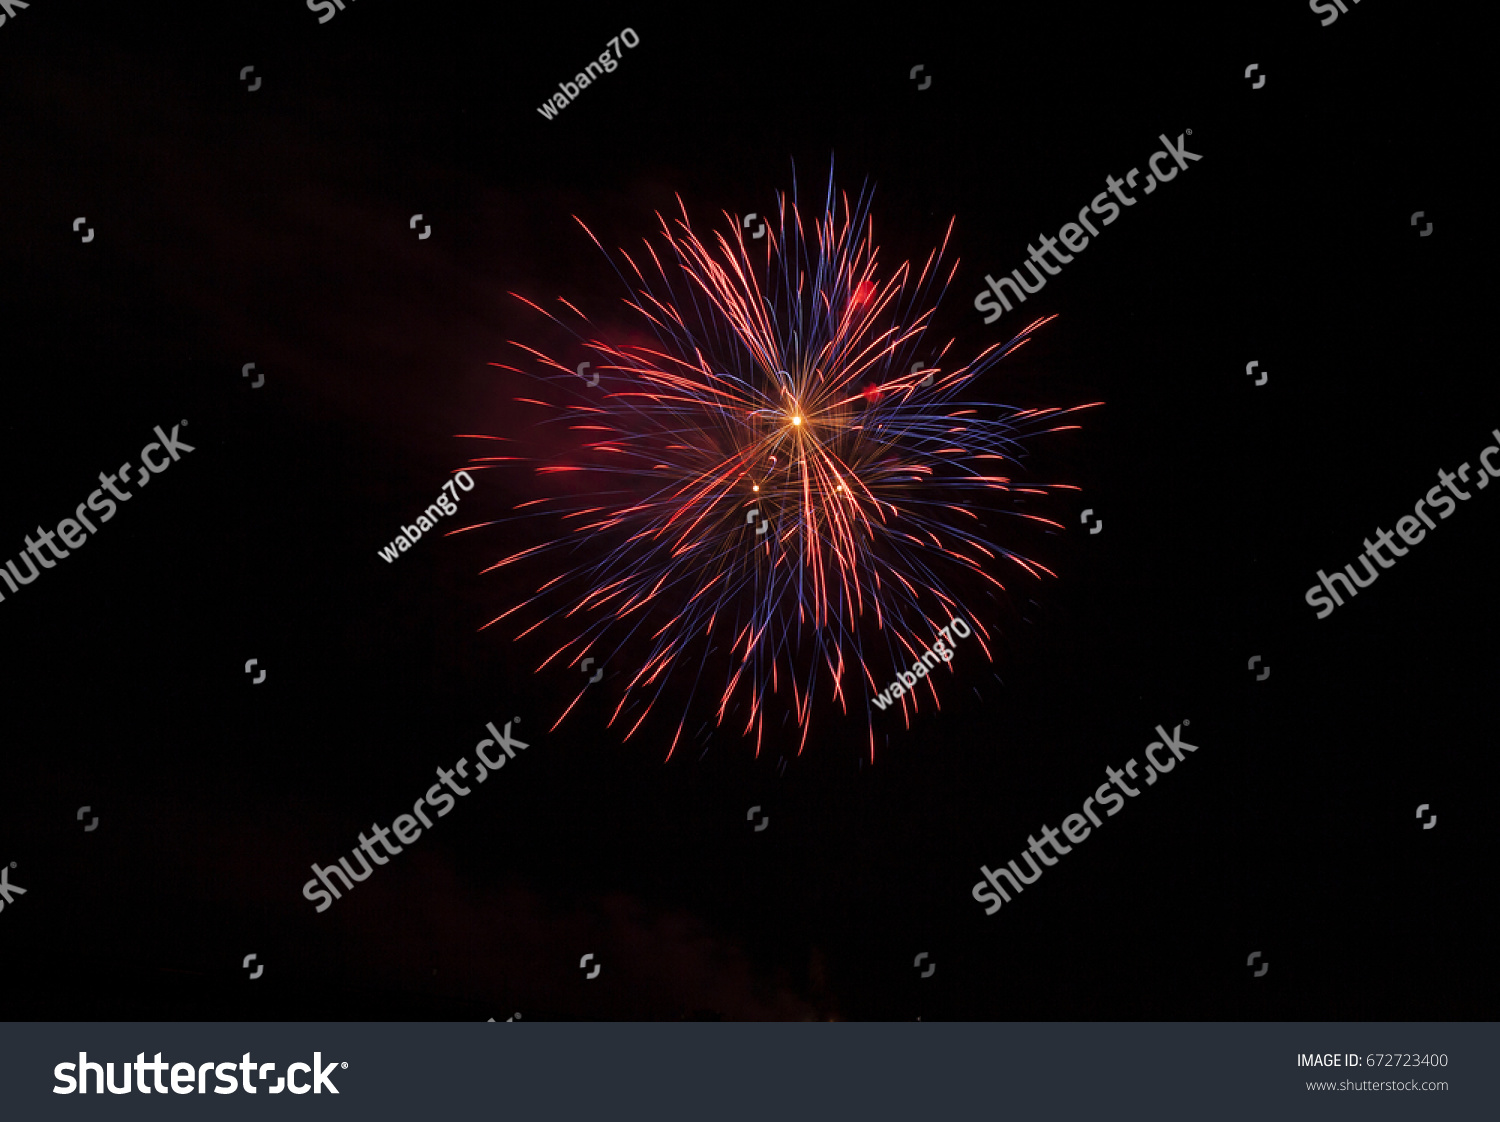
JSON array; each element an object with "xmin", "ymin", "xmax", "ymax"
[{"xmin": 467, "ymin": 166, "xmax": 1098, "ymax": 761}]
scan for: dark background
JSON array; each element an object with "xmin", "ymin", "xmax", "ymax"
[{"xmin": 0, "ymin": 1, "xmax": 1493, "ymax": 1020}]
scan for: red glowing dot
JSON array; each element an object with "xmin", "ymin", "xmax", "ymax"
[
  {"xmin": 862, "ymin": 384, "xmax": 882, "ymax": 405},
  {"xmin": 852, "ymin": 280, "xmax": 875, "ymax": 306}
]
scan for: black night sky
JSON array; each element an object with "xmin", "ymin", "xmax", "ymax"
[{"xmin": 0, "ymin": 2, "xmax": 1495, "ymax": 1020}]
